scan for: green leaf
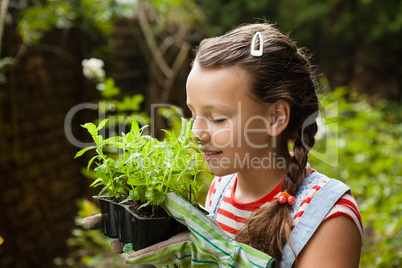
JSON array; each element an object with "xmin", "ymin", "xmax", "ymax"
[
  {"xmin": 130, "ymin": 120, "xmax": 140, "ymax": 133},
  {"xmin": 87, "ymin": 155, "xmax": 101, "ymax": 171},
  {"xmin": 101, "ymin": 78, "xmax": 120, "ymax": 98},
  {"xmin": 131, "ymin": 186, "xmax": 146, "ymax": 203},
  {"xmin": 94, "ymin": 162, "xmax": 109, "ymax": 181},
  {"xmin": 183, "ymin": 168, "xmax": 199, "ymax": 176},
  {"xmin": 152, "ymin": 192, "xmax": 166, "ymax": 204},
  {"xmin": 162, "ymin": 129, "xmax": 176, "ymax": 139},
  {"xmin": 97, "ymin": 119, "xmax": 109, "ymax": 130},
  {"xmin": 81, "ymin": 123, "xmax": 98, "ymax": 137},
  {"xmin": 93, "ymin": 135, "xmax": 103, "ymax": 145},
  {"xmin": 138, "ymin": 201, "xmax": 151, "ymax": 210},
  {"xmin": 98, "ymin": 184, "xmax": 111, "ymax": 196},
  {"xmin": 145, "ymin": 189, "xmax": 154, "ymax": 199},
  {"xmin": 74, "ymin": 146, "xmax": 96, "ymax": 158},
  {"xmin": 105, "ymin": 136, "xmax": 121, "ymax": 143},
  {"xmin": 127, "ymin": 178, "xmax": 145, "ymax": 186},
  {"xmin": 90, "ymin": 178, "xmax": 103, "ymax": 187}
]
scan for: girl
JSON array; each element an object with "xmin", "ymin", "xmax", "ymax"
[
  {"xmin": 188, "ymin": 23, "xmax": 362, "ymax": 267},
  {"xmin": 92, "ymin": 23, "xmax": 363, "ymax": 267}
]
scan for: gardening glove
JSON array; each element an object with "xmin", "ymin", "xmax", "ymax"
[
  {"xmin": 81, "ymin": 214, "xmax": 129, "ymax": 254},
  {"xmin": 81, "ymin": 214, "xmax": 103, "ymax": 229},
  {"xmin": 125, "ymin": 192, "xmax": 276, "ymax": 268}
]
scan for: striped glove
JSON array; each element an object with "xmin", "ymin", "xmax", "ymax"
[{"xmin": 125, "ymin": 192, "xmax": 276, "ymax": 268}]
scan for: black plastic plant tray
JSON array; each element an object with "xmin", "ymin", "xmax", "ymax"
[
  {"xmin": 96, "ymin": 197, "xmax": 188, "ymax": 251},
  {"xmin": 118, "ymin": 204, "xmax": 188, "ymax": 250},
  {"xmin": 97, "ymin": 197, "xmax": 120, "ymax": 238}
]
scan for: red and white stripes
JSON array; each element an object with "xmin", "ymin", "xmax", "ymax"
[{"xmin": 205, "ymin": 172, "xmax": 363, "ymax": 240}]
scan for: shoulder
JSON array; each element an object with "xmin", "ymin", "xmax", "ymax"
[
  {"xmin": 325, "ymin": 191, "xmax": 364, "ymax": 238},
  {"xmin": 291, "ymin": 170, "xmax": 363, "ymax": 240},
  {"xmin": 296, "ymin": 214, "xmax": 362, "ymax": 267},
  {"xmin": 290, "ymin": 170, "xmax": 329, "ymax": 217}
]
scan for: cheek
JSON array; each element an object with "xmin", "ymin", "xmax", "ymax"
[
  {"xmin": 208, "ymin": 119, "xmax": 270, "ymax": 149},
  {"xmin": 210, "ymin": 124, "xmax": 234, "ymax": 148},
  {"xmin": 209, "ymin": 122, "xmax": 245, "ymax": 150},
  {"xmin": 243, "ymin": 130, "xmax": 269, "ymax": 147},
  {"xmin": 242, "ymin": 118, "xmax": 270, "ymax": 148}
]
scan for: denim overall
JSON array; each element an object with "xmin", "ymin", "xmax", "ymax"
[{"xmin": 209, "ymin": 173, "xmax": 350, "ymax": 268}]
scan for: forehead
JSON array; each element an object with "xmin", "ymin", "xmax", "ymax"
[{"xmin": 186, "ymin": 63, "xmax": 251, "ymax": 110}]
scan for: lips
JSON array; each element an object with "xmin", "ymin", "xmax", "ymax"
[{"xmin": 202, "ymin": 150, "xmax": 223, "ymax": 161}]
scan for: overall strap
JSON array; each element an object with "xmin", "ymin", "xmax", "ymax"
[
  {"xmin": 281, "ymin": 179, "xmax": 350, "ymax": 268},
  {"xmin": 209, "ymin": 174, "xmax": 236, "ymax": 219}
]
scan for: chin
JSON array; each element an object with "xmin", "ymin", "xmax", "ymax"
[{"xmin": 207, "ymin": 166, "xmax": 234, "ymax": 178}]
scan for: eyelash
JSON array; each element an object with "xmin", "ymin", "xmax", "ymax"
[
  {"xmin": 189, "ymin": 116, "xmax": 226, "ymax": 123},
  {"xmin": 211, "ymin": 117, "xmax": 226, "ymax": 123}
]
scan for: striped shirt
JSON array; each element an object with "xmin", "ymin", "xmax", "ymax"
[{"xmin": 205, "ymin": 169, "xmax": 364, "ymax": 240}]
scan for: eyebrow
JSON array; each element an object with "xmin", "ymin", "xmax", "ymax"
[{"xmin": 186, "ymin": 103, "xmax": 233, "ymax": 111}]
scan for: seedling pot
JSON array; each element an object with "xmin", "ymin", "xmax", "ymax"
[
  {"xmin": 79, "ymin": 119, "xmax": 207, "ymax": 250},
  {"xmin": 98, "ymin": 197, "xmax": 120, "ymax": 238},
  {"xmin": 118, "ymin": 206, "xmax": 187, "ymax": 249},
  {"xmin": 96, "ymin": 197, "xmax": 188, "ymax": 251}
]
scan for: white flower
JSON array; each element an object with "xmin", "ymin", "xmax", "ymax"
[
  {"xmin": 82, "ymin": 58, "xmax": 105, "ymax": 81},
  {"xmin": 96, "ymin": 83, "xmax": 106, "ymax": 91}
]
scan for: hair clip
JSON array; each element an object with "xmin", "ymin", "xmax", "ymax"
[
  {"xmin": 278, "ymin": 191, "xmax": 295, "ymax": 205},
  {"xmin": 250, "ymin": 31, "xmax": 263, "ymax": 57}
]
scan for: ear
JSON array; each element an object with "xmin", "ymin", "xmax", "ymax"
[{"xmin": 267, "ymin": 100, "xmax": 290, "ymax": 136}]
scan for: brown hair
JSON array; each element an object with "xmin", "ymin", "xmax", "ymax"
[{"xmin": 194, "ymin": 23, "xmax": 319, "ymax": 262}]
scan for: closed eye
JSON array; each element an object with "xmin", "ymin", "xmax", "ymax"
[{"xmin": 211, "ymin": 117, "xmax": 227, "ymax": 123}]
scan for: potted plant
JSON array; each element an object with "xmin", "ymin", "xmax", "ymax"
[{"xmin": 75, "ymin": 118, "xmax": 206, "ymax": 250}]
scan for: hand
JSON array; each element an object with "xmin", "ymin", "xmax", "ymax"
[
  {"xmin": 125, "ymin": 192, "xmax": 276, "ymax": 267},
  {"xmin": 81, "ymin": 213, "xmax": 128, "ymax": 254},
  {"xmin": 81, "ymin": 214, "xmax": 102, "ymax": 229}
]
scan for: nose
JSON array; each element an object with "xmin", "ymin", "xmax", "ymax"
[{"xmin": 191, "ymin": 117, "xmax": 211, "ymax": 144}]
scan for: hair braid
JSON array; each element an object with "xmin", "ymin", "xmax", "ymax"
[{"xmin": 235, "ymin": 122, "xmax": 317, "ymax": 261}]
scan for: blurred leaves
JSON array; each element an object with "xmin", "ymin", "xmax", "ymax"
[
  {"xmin": 197, "ymin": 0, "xmax": 402, "ymax": 73},
  {"xmin": 53, "ymin": 199, "xmax": 128, "ymax": 267},
  {"xmin": 18, "ymin": 1, "xmax": 74, "ymax": 44},
  {"xmin": 310, "ymin": 86, "xmax": 402, "ymax": 268},
  {"xmin": 17, "ymin": 0, "xmax": 133, "ymax": 45},
  {"xmin": 0, "ymin": 57, "xmax": 14, "ymax": 84},
  {"xmin": 198, "ymin": 0, "xmax": 402, "ymax": 47}
]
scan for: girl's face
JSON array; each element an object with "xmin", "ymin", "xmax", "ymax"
[{"xmin": 186, "ymin": 63, "xmax": 277, "ymax": 177}]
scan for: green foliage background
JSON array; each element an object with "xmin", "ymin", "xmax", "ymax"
[
  {"xmin": 7, "ymin": 0, "xmax": 401, "ymax": 267},
  {"xmin": 53, "ymin": 199, "xmax": 128, "ymax": 267},
  {"xmin": 310, "ymin": 87, "xmax": 401, "ymax": 267},
  {"xmin": 197, "ymin": 0, "xmax": 402, "ymax": 71}
]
